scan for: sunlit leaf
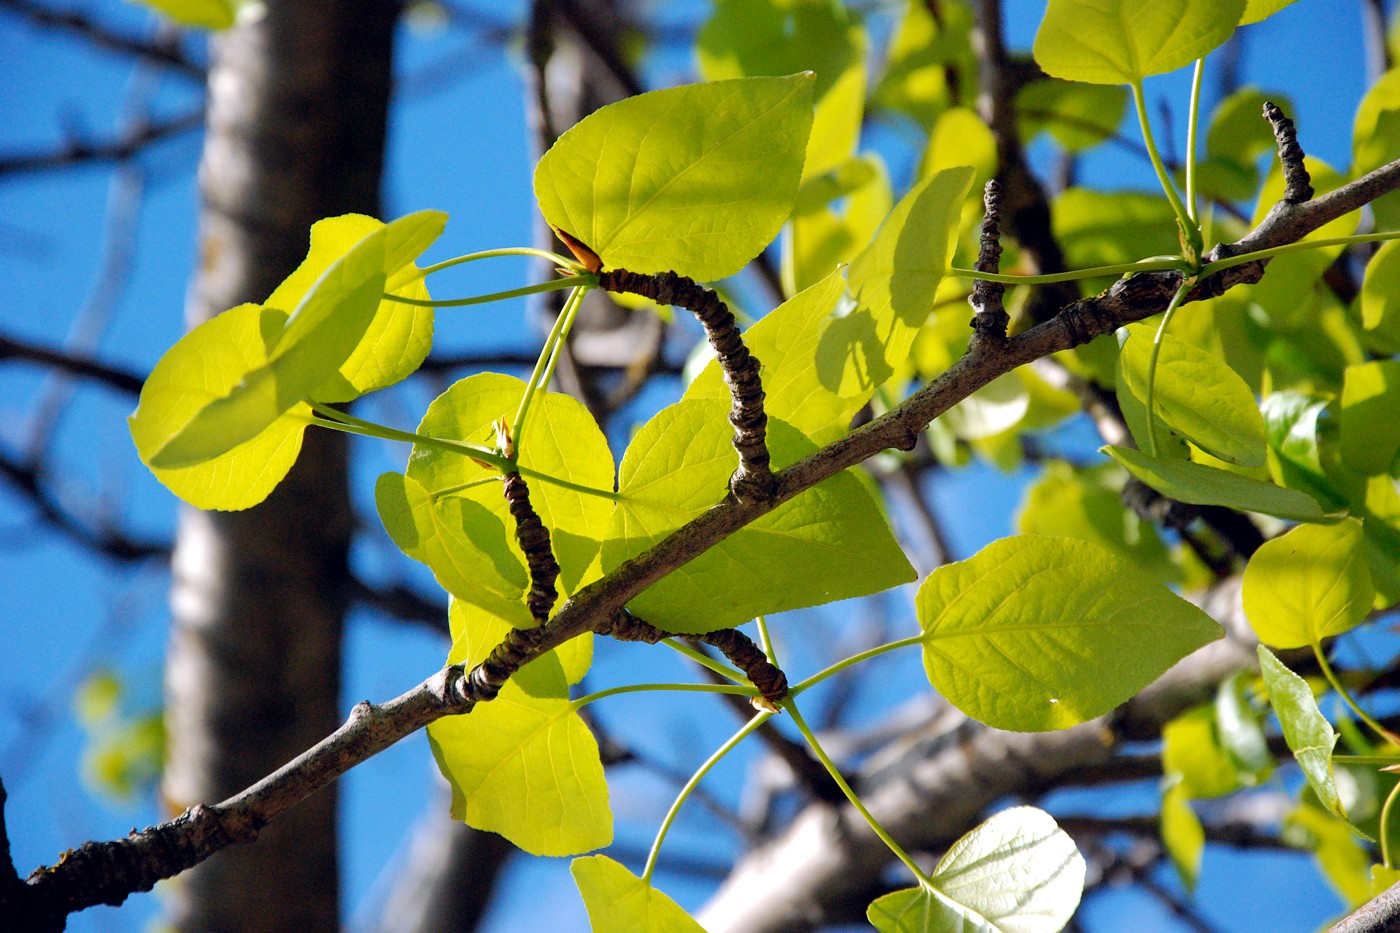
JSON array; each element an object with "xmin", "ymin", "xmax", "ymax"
[
  {"xmin": 603, "ymin": 399, "xmax": 914, "ymax": 634},
  {"xmin": 428, "ymin": 600, "xmax": 611, "ymax": 856},
  {"xmin": 869, "ymin": 807, "xmax": 1085, "ymax": 933},
  {"xmin": 784, "ymin": 154, "xmax": 891, "ymax": 296},
  {"xmin": 1353, "ymin": 68, "xmax": 1400, "ymax": 229},
  {"xmin": 871, "ymin": 0, "xmax": 975, "ymax": 131},
  {"xmin": 407, "ymin": 372, "xmax": 616, "ymax": 596},
  {"xmin": 1104, "ymin": 446, "xmax": 1325, "ymax": 521},
  {"xmin": 1117, "ymin": 322, "xmax": 1266, "ymax": 467},
  {"xmin": 1161, "ymin": 782, "xmax": 1205, "ymax": 893},
  {"xmin": 1053, "ymin": 188, "xmax": 1179, "ymax": 293},
  {"xmin": 918, "ymin": 535, "xmax": 1221, "ymax": 732},
  {"xmin": 1259, "ymin": 646, "xmax": 1346, "ymax": 821},
  {"xmin": 1215, "ymin": 671, "xmax": 1274, "ymax": 779},
  {"xmin": 1241, "ymin": 0, "xmax": 1301, "ymax": 24},
  {"xmin": 1163, "ymin": 705, "xmax": 1242, "ymax": 798},
  {"xmin": 1360, "ymin": 242, "xmax": 1400, "ymax": 355},
  {"xmin": 266, "ymin": 213, "xmax": 437, "ymax": 402},
  {"xmin": 921, "ymin": 107, "xmax": 995, "ymax": 183},
  {"xmin": 131, "ymin": 0, "xmax": 239, "ymax": 29},
  {"xmin": 534, "ymin": 75, "xmax": 815, "ymax": 281},
  {"xmin": 1243, "ymin": 519, "xmax": 1374, "ymax": 649},
  {"xmin": 572, "ymin": 856, "xmax": 705, "ymax": 933},
  {"xmin": 128, "ymin": 303, "xmax": 310, "ymax": 510},
  {"xmin": 1017, "ymin": 79, "xmax": 1128, "ymax": 152},
  {"xmin": 1033, "ymin": 0, "xmax": 1246, "ymax": 85},
  {"xmin": 1289, "ymin": 802, "xmax": 1372, "ymax": 907}
]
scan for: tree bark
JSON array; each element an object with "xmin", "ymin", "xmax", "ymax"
[{"xmin": 162, "ymin": 2, "xmax": 397, "ymax": 930}]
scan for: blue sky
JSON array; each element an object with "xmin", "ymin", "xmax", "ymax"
[{"xmin": 0, "ymin": 1, "xmax": 1387, "ymax": 930}]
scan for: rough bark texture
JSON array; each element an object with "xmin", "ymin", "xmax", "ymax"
[{"xmin": 162, "ymin": 2, "xmax": 397, "ymax": 930}]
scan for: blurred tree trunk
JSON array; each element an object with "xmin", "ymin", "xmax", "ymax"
[{"xmin": 161, "ymin": 2, "xmax": 398, "ymax": 930}]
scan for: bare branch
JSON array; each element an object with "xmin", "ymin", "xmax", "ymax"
[
  {"xmin": 0, "ymin": 108, "xmax": 204, "ymax": 177},
  {"xmin": 0, "ymin": 331, "xmax": 144, "ymax": 396},
  {"xmin": 0, "ymin": 0, "xmax": 204, "ymax": 80}
]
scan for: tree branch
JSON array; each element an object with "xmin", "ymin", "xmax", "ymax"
[
  {"xmin": 0, "ymin": 108, "xmax": 204, "ymax": 177},
  {"xmin": 17, "ymin": 153, "xmax": 1400, "ymax": 929},
  {"xmin": 0, "ymin": 332, "xmax": 144, "ymax": 396},
  {"xmin": 0, "ymin": 0, "xmax": 204, "ymax": 80}
]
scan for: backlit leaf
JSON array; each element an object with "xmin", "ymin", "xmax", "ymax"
[
  {"xmin": 1243, "ymin": 519, "xmax": 1374, "ymax": 649},
  {"xmin": 266, "ymin": 213, "xmax": 437, "ymax": 402},
  {"xmin": 1163, "ymin": 705, "xmax": 1242, "ymax": 799},
  {"xmin": 1033, "ymin": 0, "xmax": 1246, "ymax": 85},
  {"xmin": 1360, "ymin": 243, "xmax": 1400, "ymax": 355},
  {"xmin": 1104, "ymin": 446, "xmax": 1325, "ymax": 521},
  {"xmin": 1241, "ymin": 0, "xmax": 1300, "ymax": 24},
  {"xmin": 1017, "ymin": 79, "xmax": 1128, "ymax": 152},
  {"xmin": 1161, "ymin": 782, "xmax": 1205, "ymax": 893},
  {"xmin": 918, "ymin": 535, "xmax": 1221, "ymax": 732},
  {"xmin": 534, "ymin": 75, "xmax": 814, "ymax": 281},
  {"xmin": 427, "ymin": 600, "xmax": 611, "ymax": 856},
  {"xmin": 128, "ymin": 303, "xmax": 309, "ymax": 510},
  {"xmin": 871, "ymin": 0, "xmax": 975, "ymax": 132},
  {"xmin": 869, "ymin": 807, "xmax": 1085, "ymax": 933},
  {"xmin": 1117, "ymin": 322, "xmax": 1266, "ymax": 467},
  {"xmin": 1259, "ymin": 646, "xmax": 1345, "ymax": 820},
  {"xmin": 603, "ymin": 399, "xmax": 914, "ymax": 634},
  {"xmin": 132, "ymin": 0, "xmax": 238, "ymax": 29},
  {"xmin": 572, "ymin": 856, "xmax": 704, "ymax": 933}
]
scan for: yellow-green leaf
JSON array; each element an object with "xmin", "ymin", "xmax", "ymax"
[
  {"xmin": 1259, "ymin": 646, "xmax": 1346, "ymax": 821},
  {"xmin": 1161, "ymin": 781, "xmax": 1205, "ymax": 893},
  {"xmin": 918, "ymin": 535, "xmax": 1221, "ymax": 732},
  {"xmin": 1361, "ymin": 240, "xmax": 1400, "ymax": 354},
  {"xmin": 1243, "ymin": 518, "xmax": 1374, "ymax": 649},
  {"xmin": 1104, "ymin": 445, "xmax": 1326, "ymax": 521},
  {"xmin": 130, "ymin": 0, "xmax": 238, "ymax": 29},
  {"xmin": 571, "ymin": 856, "xmax": 704, "ymax": 933},
  {"xmin": 534, "ymin": 75, "xmax": 815, "ymax": 281}
]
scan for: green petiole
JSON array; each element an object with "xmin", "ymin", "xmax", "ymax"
[
  {"xmin": 1130, "ymin": 79, "xmax": 1202, "ymax": 265},
  {"xmin": 1184, "ymin": 59, "xmax": 1204, "ymax": 224},
  {"xmin": 1311, "ymin": 642, "xmax": 1399, "ymax": 747},
  {"xmin": 512, "ymin": 283, "xmax": 586, "ymax": 452},
  {"xmin": 663, "ymin": 639, "xmax": 747, "ymax": 683},
  {"xmin": 383, "ymin": 275, "xmax": 590, "ymax": 308},
  {"xmin": 642, "ymin": 710, "xmax": 772, "ymax": 884},
  {"xmin": 786, "ymin": 700, "xmax": 932, "ymax": 886},
  {"xmin": 1142, "ymin": 277, "xmax": 1194, "ymax": 459},
  {"xmin": 945, "ymin": 257, "xmax": 1192, "ymax": 285},
  {"xmin": 569, "ymin": 682, "xmax": 756, "ymax": 713},
  {"xmin": 790, "ymin": 633, "xmax": 926, "ymax": 697},
  {"xmin": 418, "ymin": 246, "xmax": 584, "ymax": 277},
  {"xmin": 307, "ymin": 403, "xmax": 622, "ymax": 502},
  {"xmin": 1198, "ymin": 230, "xmax": 1400, "ymax": 278}
]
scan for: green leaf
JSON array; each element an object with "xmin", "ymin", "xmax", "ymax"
[
  {"xmin": 129, "ymin": 303, "xmax": 310, "ymax": 510},
  {"xmin": 534, "ymin": 75, "xmax": 815, "ymax": 282},
  {"xmin": 1161, "ymin": 781, "xmax": 1205, "ymax": 893},
  {"xmin": 784, "ymin": 154, "xmax": 891, "ymax": 296},
  {"xmin": 375, "ymin": 471, "xmax": 535, "ymax": 628},
  {"xmin": 832, "ymin": 165, "xmax": 974, "ymax": 396},
  {"xmin": 130, "ymin": 0, "xmax": 238, "ymax": 29},
  {"xmin": 147, "ymin": 211, "xmax": 445, "ymax": 469},
  {"xmin": 1242, "ymin": 518, "xmax": 1374, "ymax": 649},
  {"xmin": 918, "ymin": 535, "xmax": 1221, "ymax": 732},
  {"xmin": 1354, "ymin": 69, "xmax": 1400, "ymax": 229},
  {"xmin": 407, "ymin": 372, "xmax": 616, "ymax": 596},
  {"xmin": 1163, "ymin": 705, "xmax": 1242, "ymax": 798},
  {"xmin": 1017, "ymin": 461, "xmax": 1179, "ymax": 582},
  {"xmin": 603, "ymin": 399, "xmax": 915, "ymax": 634},
  {"xmin": 1033, "ymin": 0, "xmax": 1246, "ymax": 85},
  {"xmin": 685, "ymin": 269, "xmax": 862, "ymax": 443},
  {"xmin": 1289, "ymin": 803, "xmax": 1373, "ymax": 908},
  {"xmin": 921, "ymin": 107, "xmax": 996, "ymax": 183},
  {"xmin": 1258, "ymin": 646, "xmax": 1346, "ymax": 820},
  {"xmin": 1052, "ymin": 188, "xmax": 1179, "ymax": 292},
  {"xmin": 1241, "ymin": 0, "xmax": 1301, "ymax": 24},
  {"xmin": 697, "ymin": 0, "xmax": 865, "ymax": 180},
  {"xmin": 1117, "ymin": 322, "xmax": 1266, "ymax": 467},
  {"xmin": 266, "ymin": 213, "xmax": 437, "ymax": 403},
  {"xmin": 870, "ymin": 0, "xmax": 975, "ymax": 132},
  {"xmin": 1360, "ymin": 241, "xmax": 1400, "ymax": 354},
  {"xmin": 427, "ymin": 600, "xmax": 611, "ymax": 856},
  {"xmin": 1017, "ymin": 79, "xmax": 1128, "ymax": 152},
  {"xmin": 1104, "ymin": 445, "xmax": 1326, "ymax": 521},
  {"xmin": 1198, "ymin": 87, "xmax": 1291, "ymax": 202},
  {"xmin": 571, "ymin": 856, "xmax": 704, "ymax": 933},
  {"xmin": 868, "ymin": 807, "xmax": 1085, "ymax": 933}
]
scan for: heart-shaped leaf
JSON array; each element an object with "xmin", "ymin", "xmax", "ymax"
[{"xmin": 1243, "ymin": 518, "xmax": 1374, "ymax": 649}]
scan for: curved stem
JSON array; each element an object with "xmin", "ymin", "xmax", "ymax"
[
  {"xmin": 1199, "ymin": 230, "xmax": 1400, "ymax": 277},
  {"xmin": 1312, "ymin": 643, "xmax": 1398, "ymax": 746},
  {"xmin": 1131, "ymin": 80, "xmax": 1201, "ymax": 263},
  {"xmin": 511, "ymin": 283, "xmax": 587, "ymax": 453},
  {"xmin": 1142, "ymin": 278, "xmax": 1194, "ymax": 459},
  {"xmin": 418, "ymin": 246, "xmax": 582, "ymax": 277},
  {"xmin": 569, "ymin": 682, "xmax": 754, "ymax": 712},
  {"xmin": 384, "ymin": 276, "xmax": 588, "ymax": 308},
  {"xmin": 308, "ymin": 403, "xmax": 622, "ymax": 502},
  {"xmin": 786, "ymin": 700, "xmax": 931, "ymax": 885},
  {"xmin": 664, "ymin": 638, "xmax": 747, "ymax": 683},
  {"xmin": 1185, "ymin": 59, "xmax": 1204, "ymax": 223},
  {"xmin": 642, "ymin": 711, "xmax": 772, "ymax": 884},
  {"xmin": 946, "ymin": 257, "xmax": 1191, "ymax": 286},
  {"xmin": 1382, "ymin": 779, "xmax": 1400, "ymax": 869},
  {"xmin": 791, "ymin": 633, "xmax": 927, "ymax": 696}
]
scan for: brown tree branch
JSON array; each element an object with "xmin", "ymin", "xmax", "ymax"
[
  {"xmin": 0, "ymin": 0, "xmax": 204, "ymax": 80},
  {"xmin": 0, "ymin": 109, "xmax": 204, "ymax": 177},
  {"xmin": 0, "ymin": 332, "xmax": 144, "ymax": 396},
  {"xmin": 15, "ymin": 153, "xmax": 1400, "ymax": 930}
]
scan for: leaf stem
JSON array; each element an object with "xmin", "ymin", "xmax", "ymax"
[
  {"xmin": 1382, "ymin": 779, "xmax": 1400, "ymax": 869},
  {"xmin": 1142, "ymin": 278, "xmax": 1194, "ymax": 459},
  {"xmin": 945, "ymin": 257, "xmax": 1191, "ymax": 285},
  {"xmin": 786, "ymin": 700, "xmax": 932, "ymax": 885},
  {"xmin": 1131, "ymin": 80, "xmax": 1201, "ymax": 263},
  {"xmin": 790, "ymin": 633, "xmax": 927, "ymax": 697},
  {"xmin": 1311, "ymin": 643, "xmax": 1397, "ymax": 746},
  {"xmin": 642, "ymin": 711, "xmax": 772, "ymax": 884},
  {"xmin": 307, "ymin": 403, "xmax": 622, "ymax": 502},
  {"xmin": 511, "ymin": 283, "xmax": 587, "ymax": 453},
  {"xmin": 383, "ymin": 276, "xmax": 590, "ymax": 308},
  {"xmin": 755, "ymin": 615, "xmax": 778, "ymax": 667},
  {"xmin": 569, "ymin": 682, "xmax": 755, "ymax": 712},
  {"xmin": 418, "ymin": 246, "xmax": 583, "ymax": 276},
  {"xmin": 1199, "ymin": 230, "xmax": 1400, "ymax": 277},
  {"xmin": 663, "ymin": 638, "xmax": 747, "ymax": 683},
  {"xmin": 1185, "ymin": 59, "xmax": 1204, "ymax": 223}
]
